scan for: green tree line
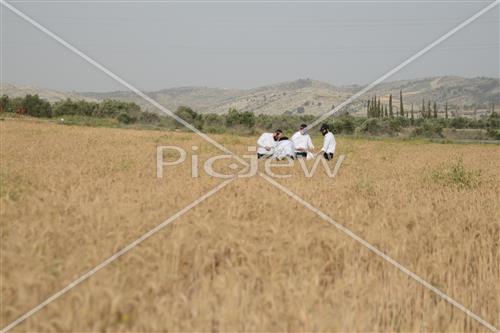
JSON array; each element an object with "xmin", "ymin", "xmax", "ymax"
[
  {"xmin": 1, "ymin": 94, "xmax": 498, "ymax": 139},
  {"xmin": 366, "ymin": 89, "xmax": 495, "ymax": 120}
]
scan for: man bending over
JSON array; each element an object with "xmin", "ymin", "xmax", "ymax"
[{"xmin": 256, "ymin": 129, "xmax": 283, "ymax": 159}]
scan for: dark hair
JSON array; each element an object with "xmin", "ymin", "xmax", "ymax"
[
  {"xmin": 320, "ymin": 123, "xmax": 329, "ymax": 131},
  {"xmin": 279, "ymin": 136, "xmax": 289, "ymax": 141},
  {"xmin": 275, "ymin": 129, "xmax": 283, "ymax": 134},
  {"xmin": 300, "ymin": 123, "xmax": 307, "ymax": 129}
]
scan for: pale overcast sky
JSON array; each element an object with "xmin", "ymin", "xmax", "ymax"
[{"xmin": 1, "ymin": 1, "xmax": 499, "ymax": 92}]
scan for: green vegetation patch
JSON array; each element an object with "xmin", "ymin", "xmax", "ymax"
[
  {"xmin": 1, "ymin": 94, "xmax": 499, "ymax": 141},
  {"xmin": 429, "ymin": 157, "xmax": 484, "ymax": 189}
]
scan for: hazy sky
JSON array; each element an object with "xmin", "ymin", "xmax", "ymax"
[{"xmin": 1, "ymin": 0, "xmax": 499, "ymax": 92}]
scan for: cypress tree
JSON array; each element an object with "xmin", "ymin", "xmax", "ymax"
[
  {"xmin": 411, "ymin": 103, "xmax": 414, "ymax": 120},
  {"xmin": 421, "ymin": 99, "xmax": 425, "ymax": 118},
  {"xmin": 433, "ymin": 101, "xmax": 438, "ymax": 118},
  {"xmin": 377, "ymin": 98, "xmax": 382, "ymax": 118},
  {"xmin": 384, "ymin": 105, "xmax": 388, "ymax": 117},
  {"xmin": 445, "ymin": 102, "xmax": 448, "ymax": 119},
  {"xmin": 427, "ymin": 100, "xmax": 431, "ymax": 118},
  {"xmin": 399, "ymin": 89, "xmax": 404, "ymax": 117},
  {"xmin": 389, "ymin": 94, "xmax": 393, "ymax": 118},
  {"xmin": 367, "ymin": 100, "xmax": 371, "ymax": 117}
]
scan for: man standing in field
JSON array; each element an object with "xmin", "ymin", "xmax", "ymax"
[
  {"xmin": 291, "ymin": 123, "xmax": 314, "ymax": 158},
  {"xmin": 319, "ymin": 123, "xmax": 336, "ymax": 160},
  {"xmin": 256, "ymin": 129, "xmax": 282, "ymax": 159}
]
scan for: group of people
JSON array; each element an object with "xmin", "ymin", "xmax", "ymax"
[{"xmin": 257, "ymin": 123, "xmax": 336, "ymax": 160}]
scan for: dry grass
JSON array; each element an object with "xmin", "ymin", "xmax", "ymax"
[{"xmin": 1, "ymin": 118, "xmax": 499, "ymax": 332}]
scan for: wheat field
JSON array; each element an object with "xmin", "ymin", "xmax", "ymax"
[{"xmin": 1, "ymin": 118, "xmax": 499, "ymax": 332}]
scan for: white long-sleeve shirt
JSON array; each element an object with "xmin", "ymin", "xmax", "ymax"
[
  {"xmin": 321, "ymin": 132, "xmax": 336, "ymax": 154},
  {"xmin": 257, "ymin": 132, "xmax": 276, "ymax": 155},
  {"xmin": 272, "ymin": 140, "xmax": 295, "ymax": 159},
  {"xmin": 291, "ymin": 131, "xmax": 314, "ymax": 152}
]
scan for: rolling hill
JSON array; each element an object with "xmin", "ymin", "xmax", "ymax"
[{"xmin": 2, "ymin": 76, "xmax": 498, "ymax": 116}]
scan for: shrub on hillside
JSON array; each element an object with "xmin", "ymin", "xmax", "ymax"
[
  {"xmin": 277, "ymin": 115, "xmax": 307, "ymax": 133},
  {"xmin": 0, "ymin": 94, "xmax": 52, "ymax": 116},
  {"xmin": 203, "ymin": 113, "xmax": 226, "ymax": 133},
  {"xmin": 356, "ymin": 118, "xmax": 400, "ymax": 136},
  {"xmin": 117, "ymin": 112, "xmax": 137, "ymax": 124},
  {"xmin": 332, "ymin": 116, "xmax": 356, "ymax": 134},
  {"xmin": 53, "ymin": 99, "xmax": 98, "ymax": 117},
  {"xmin": 390, "ymin": 116, "xmax": 410, "ymax": 128},
  {"xmin": 8, "ymin": 97, "xmax": 24, "ymax": 114},
  {"xmin": 95, "ymin": 100, "xmax": 141, "ymax": 118},
  {"xmin": 0, "ymin": 95, "xmax": 9, "ymax": 113},
  {"xmin": 175, "ymin": 106, "xmax": 203, "ymax": 129},
  {"xmin": 411, "ymin": 121, "xmax": 443, "ymax": 138},
  {"xmin": 450, "ymin": 117, "xmax": 470, "ymax": 129},
  {"xmin": 138, "ymin": 111, "xmax": 161, "ymax": 124},
  {"xmin": 255, "ymin": 114, "xmax": 274, "ymax": 131},
  {"xmin": 486, "ymin": 112, "xmax": 500, "ymax": 129},
  {"xmin": 357, "ymin": 118, "xmax": 382, "ymax": 135},
  {"xmin": 486, "ymin": 128, "xmax": 500, "ymax": 140},
  {"xmin": 22, "ymin": 95, "xmax": 52, "ymax": 117},
  {"xmin": 225, "ymin": 108, "xmax": 255, "ymax": 129}
]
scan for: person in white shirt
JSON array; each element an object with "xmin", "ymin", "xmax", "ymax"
[
  {"xmin": 319, "ymin": 124, "xmax": 336, "ymax": 160},
  {"xmin": 291, "ymin": 123, "xmax": 314, "ymax": 158},
  {"xmin": 256, "ymin": 129, "xmax": 282, "ymax": 159},
  {"xmin": 272, "ymin": 136, "xmax": 296, "ymax": 160}
]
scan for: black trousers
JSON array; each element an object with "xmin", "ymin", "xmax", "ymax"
[
  {"xmin": 257, "ymin": 153, "xmax": 271, "ymax": 159},
  {"xmin": 323, "ymin": 152, "xmax": 333, "ymax": 160},
  {"xmin": 295, "ymin": 152, "xmax": 307, "ymax": 158}
]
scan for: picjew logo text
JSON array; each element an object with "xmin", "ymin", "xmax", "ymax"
[{"xmin": 156, "ymin": 145, "xmax": 345, "ymax": 179}]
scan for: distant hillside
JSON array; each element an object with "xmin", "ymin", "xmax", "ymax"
[
  {"xmin": 0, "ymin": 83, "xmax": 97, "ymax": 104},
  {"xmin": 2, "ymin": 76, "xmax": 498, "ymax": 116}
]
